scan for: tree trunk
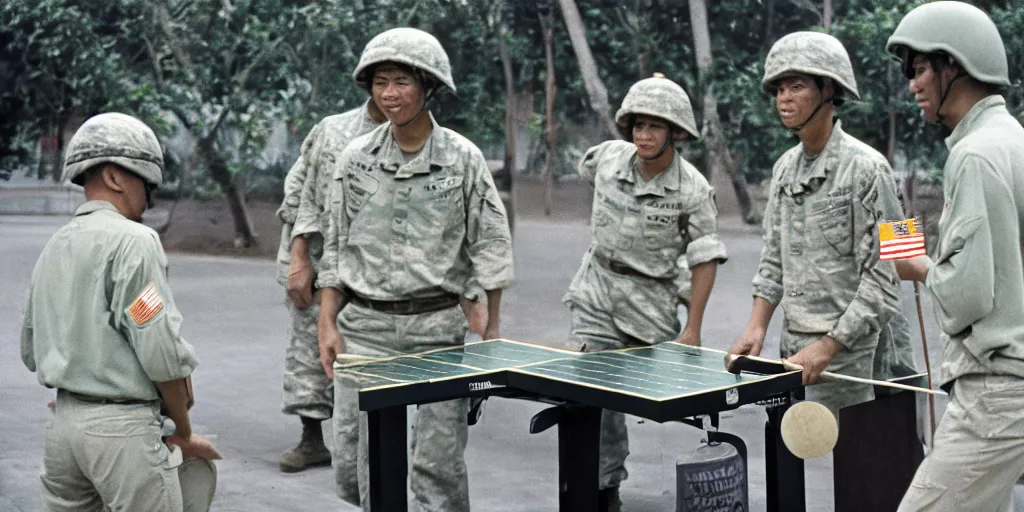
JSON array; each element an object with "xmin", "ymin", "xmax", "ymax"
[
  {"xmin": 498, "ymin": 30, "xmax": 517, "ymax": 177},
  {"xmin": 540, "ymin": 14, "xmax": 558, "ymax": 217},
  {"xmin": 199, "ymin": 140, "xmax": 259, "ymax": 248},
  {"xmin": 555, "ymin": 0, "xmax": 619, "ymax": 139},
  {"xmin": 157, "ymin": 5, "xmax": 258, "ymax": 248},
  {"xmin": 688, "ymin": 0, "xmax": 758, "ymax": 223},
  {"xmin": 823, "ymin": 0, "xmax": 833, "ymax": 30}
]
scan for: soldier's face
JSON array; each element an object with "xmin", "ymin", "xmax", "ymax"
[
  {"xmin": 908, "ymin": 55, "xmax": 941, "ymax": 123},
  {"xmin": 774, "ymin": 75, "xmax": 819, "ymax": 129},
  {"xmin": 632, "ymin": 115, "xmax": 670, "ymax": 159},
  {"xmin": 372, "ymin": 67, "xmax": 425, "ymax": 126}
]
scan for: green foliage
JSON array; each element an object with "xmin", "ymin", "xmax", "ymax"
[{"xmin": 3, "ymin": 0, "xmax": 1024, "ymax": 191}]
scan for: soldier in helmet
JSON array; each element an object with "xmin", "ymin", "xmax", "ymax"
[
  {"xmin": 886, "ymin": 3, "xmax": 1024, "ymax": 509},
  {"xmin": 728, "ymin": 32, "xmax": 917, "ymax": 414},
  {"xmin": 274, "ymin": 91, "xmax": 384, "ymax": 487},
  {"xmin": 20, "ymin": 113, "xmax": 220, "ymax": 511},
  {"xmin": 564, "ymin": 74, "xmax": 728, "ymax": 511},
  {"xmin": 317, "ymin": 28, "xmax": 513, "ymax": 512}
]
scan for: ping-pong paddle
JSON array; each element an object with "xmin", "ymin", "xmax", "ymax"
[
  {"xmin": 335, "ymin": 353, "xmax": 381, "ymax": 365},
  {"xmin": 724, "ymin": 353, "xmax": 838, "ymax": 458},
  {"xmin": 781, "ymin": 401, "xmax": 839, "ymax": 459}
]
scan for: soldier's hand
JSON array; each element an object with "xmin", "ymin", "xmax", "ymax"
[
  {"xmin": 460, "ymin": 296, "xmax": 488, "ymax": 339},
  {"xmin": 785, "ymin": 336, "xmax": 842, "ymax": 385},
  {"xmin": 286, "ymin": 259, "xmax": 314, "ymax": 310},
  {"xmin": 894, "ymin": 256, "xmax": 931, "ymax": 282},
  {"xmin": 318, "ymin": 325, "xmax": 345, "ymax": 379},
  {"xmin": 675, "ymin": 329, "xmax": 701, "ymax": 347},
  {"xmin": 730, "ymin": 327, "xmax": 766, "ymax": 357},
  {"xmin": 165, "ymin": 434, "xmax": 223, "ymax": 461}
]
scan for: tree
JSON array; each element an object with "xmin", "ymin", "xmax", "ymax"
[
  {"xmin": 556, "ymin": 0, "xmax": 619, "ymax": 140},
  {"xmin": 688, "ymin": 0, "xmax": 758, "ymax": 223}
]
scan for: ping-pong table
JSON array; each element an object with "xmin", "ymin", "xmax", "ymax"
[{"xmin": 337, "ymin": 339, "xmax": 806, "ymax": 512}]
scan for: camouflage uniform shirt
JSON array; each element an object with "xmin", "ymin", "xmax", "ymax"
[
  {"xmin": 568, "ymin": 140, "xmax": 727, "ymax": 299},
  {"xmin": 752, "ymin": 121, "xmax": 907, "ymax": 350},
  {"xmin": 276, "ymin": 100, "xmax": 380, "ymax": 280},
  {"xmin": 317, "ymin": 113, "xmax": 513, "ymax": 299}
]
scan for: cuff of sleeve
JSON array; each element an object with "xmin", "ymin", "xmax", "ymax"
[
  {"xmin": 686, "ymin": 235, "xmax": 729, "ymax": 267},
  {"xmin": 752, "ymin": 274, "xmax": 783, "ymax": 305},
  {"xmin": 291, "ymin": 224, "xmax": 318, "ymax": 240},
  {"xmin": 826, "ymin": 323, "xmax": 855, "ymax": 351},
  {"xmin": 316, "ymin": 272, "xmax": 341, "ymax": 291},
  {"xmin": 277, "ymin": 206, "xmax": 297, "ymax": 224}
]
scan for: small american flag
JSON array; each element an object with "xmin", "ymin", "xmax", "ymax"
[
  {"xmin": 878, "ymin": 219, "xmax": 926, "ymax": 261},
  {"xmin": 128, "ymin": 283, "xmax": 164, "ymax": 325}
]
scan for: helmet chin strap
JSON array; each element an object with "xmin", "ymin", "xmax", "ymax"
[
  {"xmin": 788, "ymin": 82, "xmax": 833, "ymax": 133},
  {"xmin": 638, "ymin": 127, "xmax": 675, "ymax": 161},
  {"xmin": 394, "ymin": 84, "xmax": 437, "ymax": 128},
  {"xmin": 931, "ymin": 66, "xmax": 965, "ymax": 126}
]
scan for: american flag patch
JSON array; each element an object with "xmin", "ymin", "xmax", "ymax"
[
  {"xmin": 878, "ymin": 219, "xmax": 926, "ymax": 261},
  {"xmin": 128, "ymin": 283, "xmax": 164, "ymax": 325}
]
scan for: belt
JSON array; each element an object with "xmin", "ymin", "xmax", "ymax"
[
  {"xmin": 344, "ymin": 288, "xmax": 460, "ymax": 315},
  {"xmin": 59, "ymin": 389, "xmax": 155, "ymax": 406},
  {"xmin": 592, "ymin": 253, "xmax": 671, "ymax": 282}
]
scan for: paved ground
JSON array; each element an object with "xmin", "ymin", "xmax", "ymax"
[{"xmin": 2, "ymin": 213, "xmax": 1021, "ymax": 511}]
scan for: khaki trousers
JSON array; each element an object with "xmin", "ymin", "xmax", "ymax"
[{"xmin": 40, "ymin": 391, "xmax": 216, "ymax": 512}]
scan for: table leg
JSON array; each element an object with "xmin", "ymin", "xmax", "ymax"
[
  {"xmin": 558, "ymin": 406, "xmax": 601, "ymax": 512},
  {"xmin": 369, "ymin": 406, "xmax": 408, "ymax": 512},
  {"xmin": 766, "ymin": 402, "xmax": 805, "ymax": 512}
]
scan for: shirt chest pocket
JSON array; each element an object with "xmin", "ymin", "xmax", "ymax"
[
  {"xmin": 345, "ymin": 171, "xmax": 379, "ymax": 215},
  {"xmin": 643, "ymin": 202, "xmax": 686, "ymax": 251},
  {"xmin": 810, "ymin": 194, "xmax": 853, "ymax": 256},
  {"xmin": 410, "ymin": 173, "xmax": 464, "ymax": 228}
]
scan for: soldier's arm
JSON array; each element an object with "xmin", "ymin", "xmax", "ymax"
[
  {"xmin": 749, "ymin": 175, "xmax": 784, "ymax": 331},
  {"xmin": 20, "ymin": 290, "xmax": 35, "ymax": 372},
  {"xmin": 464, "ymin": 152, "xmax": 514, "ymax": 338},
  {"xmin": 111, "ymin": 234, "xmax": 199, "ymax": 437},
  {"xmin": 578, "ymin": 141, "xmax": 615, "ymax": 185},
  {"xmin": 292, "ymin": 142, "xmax": 326, "ymax": 242},
  {"xmin": 923, "ymin": 155, "xmax": 996, "ymax": 335},
  {"xmin": 682, "ymin": 186, "xmax": 728, "ymax": 335},
  {"xmin": 828, "ymin": 166, "xmax": 903, "ymax": 350},
  {"xmin": 276, "ymin": 123, "xmax": 323, "ymax": 225}
]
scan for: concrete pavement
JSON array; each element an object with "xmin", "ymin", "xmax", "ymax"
[{"xmin": 2, "ymin": 214, "xmax": 1020, "ymax": 511}]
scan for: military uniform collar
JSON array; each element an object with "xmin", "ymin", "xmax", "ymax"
[
  {"xmin": 614, "ymin": 149, "xmax": 682, "ymax": 197},
  {"xmin": 75, "ymin": 200, "xmax": 122, "ymax": 217},
  {"xmin": 360, "ymin": 112, "xmax": 456, "ymax": 177},
  {"xmin": 780, "ymin": 120, "xmax": 845, "ymax": 197},
  {"xmin": 945, "ymin": 95, "xmax": 1006, "ymax": 150}
]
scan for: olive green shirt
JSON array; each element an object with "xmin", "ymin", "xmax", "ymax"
[
  {"xmin": 21, "ymin": 201, "xmax": 198, "ymax": 400},
  {"xmin": 923, "ymin": 95, "xmax": 1024, "ymax": 387}
]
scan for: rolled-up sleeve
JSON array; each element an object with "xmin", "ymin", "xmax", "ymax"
[
  {"xmin": 111, "ymin": 235, "xmax": 198, "ymax": 383},
  {"xmin": 277, "ymin": 123, "xmax": 322, "ymax": 225},
  {"xmin": 292, "ymin": 156, "xmax": 323, "ymax": 239},
  {"xmin": 20, "ymin": 290, "xmax": 35, "ymax": 372},
  {"xmin": 828, "ymin": 168, "xmax": 902, "ymax": 350},
  {"xmin": 465, "ymin": 152, "xmax": 514, "ymax": 290},
  {"xmin": 925, "ymin": 156, "xmax": 996, "ymax": 337},
  {"xmin": 752, "ymin": 174, "xmax": 784, "ymax": 304},
  {"xmin": 316, "ymin": 149, "xmax": 353, "ymax": 291},
  {"xmin": 578, "ymin": 142, "xmax": 616, "ymax": 185},
  {"xmin": 685, "ymin": 187, "xmax": 728, "ymax": 268}
]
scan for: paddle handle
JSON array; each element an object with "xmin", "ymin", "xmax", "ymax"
[
  {"xmin": 779, "ymin": 360, "xmax": 946, "ymax": 396},
  {"xmin": 725, "ymin": 353, "xmax": 946, "ymax": 396}
]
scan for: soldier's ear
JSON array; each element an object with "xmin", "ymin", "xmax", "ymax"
[{"xmin": 100, "ymin": 165, "xmax": 126, "ymax": 193}]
